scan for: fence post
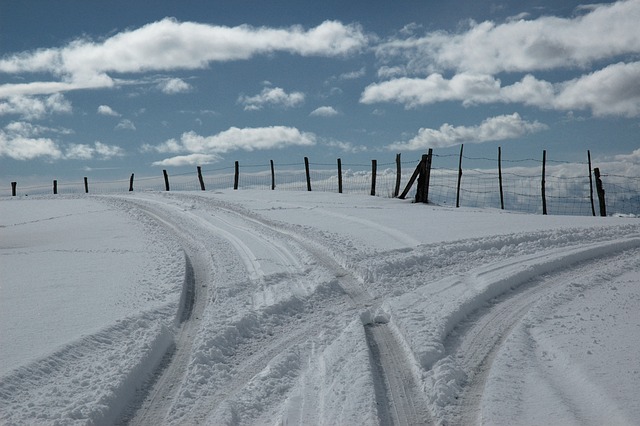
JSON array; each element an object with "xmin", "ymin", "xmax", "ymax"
[
  {"xmin": 197, "ymin": 166, "xmax": 205, "ymax": 191},
  {"xmin": 371, "ymin": 159, "xmax": 377, "ymax": 196},
  {"xmin": 11, "ymin": 181, "xmax": 17, "ymax": 196},
  {"xmin": 587, "ymin": 150, "xmax": 596, "ymax": 216},
  {"xmin": 129, "ymin": 173, "xmax": 134, "ymax": 192},
  {"xmin": 234, "ymin": 161, "xmax": 239, "ymax": 190},
  {"xmin": 424, "ymin": 148, "xmax": 433, "ymax": 203},
  {"xmin": 84, "ymin": 177, "xmax": 89, "ymax": 194},
  {"xmin": 163, "ymin": 169, "xmax": 170, "ymax": 191},
  {"xmin": 337, "ymin": 158, "xmax": 343, "ymax": 194},
  {"xmin": 498, "ymin": 146, "xmax": 504, "ymax": 210},
  {"xmin": 541, "ymin": 150, "xmax": 547, "ymax": 215},
  {"xmin": 456, "ymin": 144, "xmax": 463, "ymax": 208},
  {"xmin": 270, "ymin": 160, "xmax": 276, "ymax": 190},
  {"xmin": 53, "ymin": 180, "xmax": 57, "ymax": 195},
  {"xmin": 594, "ymin": 167, "xmax": 607, "ymax": 217},
  {"xmin": 304, "ymin": 157, "xmax": 311, "ymax": 191},
  {"xmin": 415, "ymin": 149, "xmax": 432, "ymax": 203},
  {"xmin": 394, "ymin": 153, "xmax": 401, "ymax": 198}
]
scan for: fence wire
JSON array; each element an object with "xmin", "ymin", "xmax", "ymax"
[{"xmin": 6, "ymin": 155, "xmax": 640, "ymax": 217}]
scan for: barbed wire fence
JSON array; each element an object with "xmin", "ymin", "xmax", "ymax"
[{"xmin": 6, "ymin": 148, "xmax": 640, "ymax": 217}]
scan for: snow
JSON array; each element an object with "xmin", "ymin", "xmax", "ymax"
[{"xmin": 1, "ymin": 190, "xmax": 639, "ymax": 425}]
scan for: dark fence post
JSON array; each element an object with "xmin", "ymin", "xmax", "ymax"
[
  {"xmin": 163, "ymin": 169, "xmax": 170, "ymax": 191},
  {"xmin": 371, "ymin": 159, "xmax": 377, "ymax": 196},
  {"xmin": 11, "ymin": 181, "xmax": 17, "ymax": 196},
  {"xmin": 541, "ymin": 150, "xmax": 547, "ymax": 215},
  {"xmin": 197, "ymin": 166, "xmax": 205, "ymax": 191},
  {"xmin": 394, "ymin": 153, "xmax": 401, "ymax": 198},
  {"xmin": 588, "ymin": 150, "xmax": 596, "ymax": 216},
  {"xmin": 337, "ymin": 158, "xmax": 343, "ymax": 194},
  {"xmin": 270, "ymin": 160, "xmax": 276, "ymax": 190},
  {"xmin": 53, "ymin": 180, "xmax": 57, "ymax": 195},
  {"xmin": 456, "ymin": 144, "xmax": 463, "ymax": 208},
  {"xmin": 498, "ymin": 146, "xmax": 504, "ymax": 210},
  {"xmin": 424, "ymin": 148, "xmax": 433, "ymax": 203},
  {"xmin": 234, "ymin": 161, "xmax": 239, "ymax": 190},
  {"xmin": 84, "ymin": 177, "xmax": 89, "ymax": 194},
  {"xmin": 415, "ymin": 149, "xmax": 432, "ymax": 203},
  {"xmin": 399, "ymin": 157, "xmax": 423, "ymax": 200},
  {"xmin": 304, "ymin": 157, "xmax": 311, "ymax": 191},
  {"xmin": 594, "ymin": 167, "xmax": 607, "ymax": 217},
  {"xmin": 129, "ymin": 173, "xmax": 134, "ymax": 192}
]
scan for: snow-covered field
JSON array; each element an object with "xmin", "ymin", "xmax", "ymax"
[{"xmin": 1, "ymin": 190, "xmax": 639, "ymax": 425}]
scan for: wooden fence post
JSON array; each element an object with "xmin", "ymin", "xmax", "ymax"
[
  {"xmin": 84, "ymin": 177, "xmax": 89, "ymax": 194},
  {"xmin": 11, "ymin": 181, "xmax": 17, "ymax": 196},
  {"xmin": 399, "ymin": 157, "xmax": 423, "ymax": 200},
  {"xmin": 304, "ymin": 157, "xmax": 311, "ymax": 191},
  {"xmin": 541, "ymin": 150, "xmax": 547, "ymax": 215},
  {"xmin": 197, "ymin": 166, "xmax": 205, "ymax": 191},
  {"xmin": 337, "ymin": 158, "xmax": 343, "ymax": 194},
  {"xmin": 588, "ymin": 150, "xmax": 596, "ymax": 216},
  {"xmin": 498, "ymin": 146, "xmax": 504, "ymax": 210},
  {"xmin": 594, "ymin": 167, "xmax": 607, "ymax": 217},
  {"xmin": 234, "ymin": 161, "xmax": 239, "ymax": 190},
  {"xmin": 371, "ymin": 159, "xmax": 377, "ymax": 196},
  {"xmin": 270, "ymin": 160, "xmax": 276, "ymax": 190},
  {"xmin": 415, "ymin": 149, "xmax": 432, "ymax": 203},
  {"xmin": 423, "ymin": 148, "xmax": 433, "ymax": 203},
  {"xmin": 394, "ymin": 153, "xmax": 401, "ymax": 198},
  {"xmin": 163, "ymin": 169, "xmax": 170, "ymax": 191},
  {"xmin": 129, "ymin": 173, "xmax": 134, "ymax": 192},
  {"xmin": 53, "ymin": 180, "xmax": 57, "ymax": 195},
  {"xmin": 456, "ymin": 144, "xmax": 463, "ymax": 208}
]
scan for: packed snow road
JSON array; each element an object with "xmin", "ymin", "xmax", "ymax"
[{"xmin": 1, "ymin": 190, "xmax": 639, "ymax": 425}]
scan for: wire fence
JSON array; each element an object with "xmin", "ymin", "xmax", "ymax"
[{"xmin": 6, "ymin": 150, "xmax": 640, "ymax": 217}]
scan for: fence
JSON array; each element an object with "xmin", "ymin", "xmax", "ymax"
[{"xmin": 6, "ymin": 148, "xmax": 640, "ymax": 217}]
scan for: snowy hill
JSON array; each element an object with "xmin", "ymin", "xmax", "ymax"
[{"xmin": 1, "ymin": 191, "xmax": 639, "ymax": 425}]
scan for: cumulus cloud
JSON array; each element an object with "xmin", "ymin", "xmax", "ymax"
[
  {"xmin": 387, "ymin": 113, "xmax": 547, "ymax": 150},
  {"xmin": 147, "ymin": 125, "xmax": 316, "ymax": 165},
  {"xmin": 97, "ymin": 105, "xmax": 120, "ymax": 116},
  {"xmin": 115, "ymin": 119, "xmax": 136, "ymax": 131},
  {"xmin": 238, "ymin": 87, "xmax": 305, "ymax": 110},
  {"xmin": 310, "ymin": 106, "xmax": 339, "ymax": 117},
  {"xmin": 64, "ymin": 141, "xmax": 124, "ymax": 160},
  {"xmin": 157, "ymin": 78, "xmax": 192, "ymax": 94},
  {"xmin": 152, "ymin": 153, "xmax": 221, "ymax": 167},
  {"xmin": 376, "ymin": 0, "xmax": 640, "ymax": 74},
  {"xmin": 0, "ymin": 93, "xmax": 71, "ymax": 120},
  {"xmin": 0, "ymin": 19, "xmax": 368, "ymax": 97}
]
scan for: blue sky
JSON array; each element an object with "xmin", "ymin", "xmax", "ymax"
[{"xmin": 1, "ymin": 0, "xmax": 639, "ymax": 183}]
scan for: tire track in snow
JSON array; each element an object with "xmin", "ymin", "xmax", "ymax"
[{"xmin": 443, "ymin": 240, "xmax": 640, "ymax": 425}]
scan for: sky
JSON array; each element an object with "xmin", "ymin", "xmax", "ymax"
[{"xmin": 1, "ymin": 0, "xmax": 639, "ymax": 183}]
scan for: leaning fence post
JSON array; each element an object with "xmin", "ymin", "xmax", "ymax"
[
  {"xmin": 423, "ymin": 148, "xmax": 433, "ymax": 203},
  {"xmin": 163, "ymin": 169, "xmax": 170, "ymax": 191},
  {"xmin": 304, "ymin": 157, "xmax": 311, "ymax": 191},
  {"xmin": 456, "ymin": 144, "xmax": 463, "ymax": 208},
  {"xmin": 11, "ymin": 181, "xmax": 17, "ymax": 196},
  {"xmin": 498, "ymin": 146, "xmax": 504, "ymax": 210},
  {"xmin": 53, "ymin": 180, "xmax": 58, "ymax": 195},
  {"xmin": 129, "ymin": 173, "xmax": 134, "ymax": 192},
  {"xmin": 234, "ymin": 161, "xmax": 239, "ymax": 190},
  {"xmin": 337, "ymin": 158, "xmax": 343, "ymax": 194},
  {"xmin": 84, "ymin": 177, "xmax": 89, "ymax": 194},
  {"xmin": 270, "ymin": 160, "xmax": 276, "ymax": 190},
  {"xmin": 594, "ymin": 167, "xmax": 607, "ymax": 217},
  {"xmin": 394, "ymin": 153, "xmax": 401, "ymax": 198},
  {"xmin": 587, "ymin": 150, "xmax": 596, "ymax": 216},
  {"xmin": 371, "ymin": 159, "xmax": 377, "ymax": 196},
  {"xmin": 541, "ymin": 150, "xmax": 547, "ymax": 215},
  {"xmin": 197, "ymin": 166, "xmax": 205, "ymax": 191}
]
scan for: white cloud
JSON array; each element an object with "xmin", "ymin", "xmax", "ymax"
[
  {"xmin": 387, "ymin": 113, "xmax": 547, "ymax": 150},
  {"xmin": 115, "ymin": 119, "xmax": 136, "ymax": 131},
  {"xmin": 157, "ymin": 78, "xmax": 192, "ymax": 94},
  {"xmin": 238, "ymin": 87, "xmax": 305, "ymax": 110},
  {"xmin": 325, "ymin": 139, "xmax": 367, "ymax": 153},
  {"xmin": 0, "ymin": 93, "xmax": 71, "ymax": 119},
  {"xmin": 0, "ymin": 19, "xmax": 368, "ymax": 97},
  {"xmin": 152, "ymin": 153, "xmax": 221, "ymax": 167},
  {"xmin": 310, "ymin": 106, "xmax": 339, "ymax": 117},
  {"xmin": 376, "ymin": 0, "xmax": 640, "ymax": 74},
  {"xmin": 338, "ymin": 67, "xmax": 366, "ymax": 80},
  {"xmin": 147, "ymin": 126, "xmax": 316, "ymax": 166},
  {"xmin": 97, "ymin": 105, "xmax": 120, "ymax": 116},
  {"xmin": 614, "ymin": 148, "xmax": 640, "ymax": 164}
]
